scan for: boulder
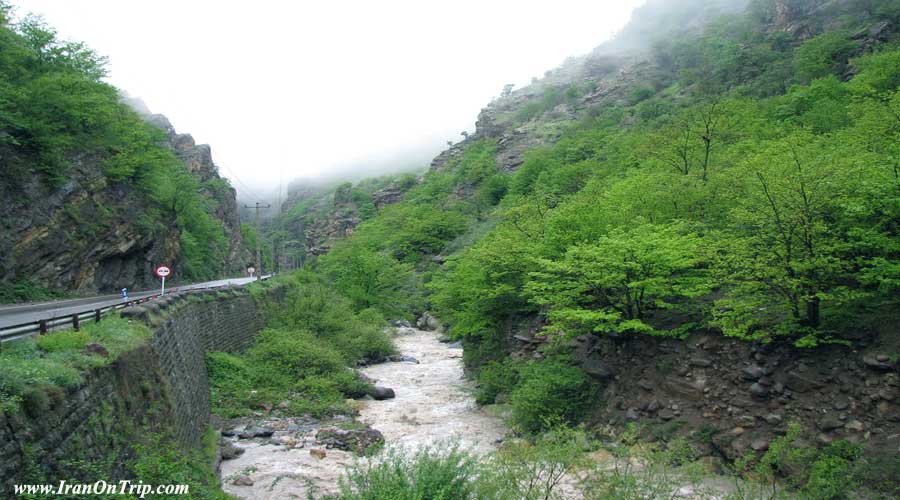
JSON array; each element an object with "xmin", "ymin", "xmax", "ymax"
[
  {"xmin": 689, "ymin": 357, "xmax": 713, "ymax": 368},
  {"xmin": 83, "ymin": 343, "xmax": 109, "ymax": 358},
  {"xmin": 316, "ymin": 427, "xmax": 384, "ymax": 455},
  {"xmin": 238, "ymin": 427, "xmax": 274, "ymax": 439},
  {"xmin": 416, "ymin": 312, "xmax": 442, "ymax": 332},
  {"xmin": 581, "ymin": 359, "xmax": 614, "ymax": 380},
  {"xmin": 785, "ymin": 371, "xmax": 824, "ymax": 393},
  {"xmin": 818, "ymin": 416, "xmax": 843, "ymax": 432},
  {"xmin": 220, "ymin": 442, "xmax": 245, "ymax": 460},
  {"xmin": 372, "ymin": 386, "xmax": 396, "ymax": 400},
  {"xmin": 863, "ymin": 355, "xmax": 896, "ymax": 372},
  {"xmin": 386, "ymin": 355, "xmax": 420, "ymax": 364},
  {"xmin": 750, "ymin": 438, "xmax": 770, "ymax": 452},
  {"xmin": 232, "ymin": 475, "xmax": 254, "ymax": 486},
  {"xmin": 741, "ymin": 365, "xmax": 765, "ymax": 381},
  {"xmin": 750, "ymin": 383, "xmax": 769, "ymax": 399}
]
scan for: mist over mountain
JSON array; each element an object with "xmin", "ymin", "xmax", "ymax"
[{"xmin": 3, "ymin": 1, "xmax": 900, "ymax": 498}]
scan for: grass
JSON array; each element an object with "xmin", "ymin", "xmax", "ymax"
[
  {"xmin": 0, "ymin": 315, "xmax": 150, "ymax": 414},
  {"xmin": 0, "ymin": 278, "xmax": 70, "ymax": 304}
]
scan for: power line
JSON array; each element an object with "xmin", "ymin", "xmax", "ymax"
[{"xmin": 218, "ymin": 160, "xmax": 265, "ymax": 201}]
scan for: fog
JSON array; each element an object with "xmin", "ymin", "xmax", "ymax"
[{"xmin": 13, "ymin": 0, "xmax": 645, "ymax": 198}]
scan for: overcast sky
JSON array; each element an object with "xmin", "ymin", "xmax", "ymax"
[{"xmin": 13, "ymin": 0, "xmax": 644, "ymax": 199}]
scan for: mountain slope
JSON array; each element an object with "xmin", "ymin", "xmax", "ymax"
[
  {"xmin": 271, "ymin": 0, "xmax": 900, "ymax": 493},
  {"xmin": 0, "ymin": 9, "xmax": 248, "ymax": 299}
]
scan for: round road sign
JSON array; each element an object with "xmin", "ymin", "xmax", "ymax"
[{"xmin": 155, "ymin": 266, "xmax": 171, "ymax": 278}]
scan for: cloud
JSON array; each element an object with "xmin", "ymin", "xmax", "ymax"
[{"xmin": 13, "ymin": 0, "xmax": 644, "ymax": 193}]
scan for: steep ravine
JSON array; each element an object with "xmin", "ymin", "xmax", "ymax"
[{"xmin": 219, "ymin": 328, "xmax": 507, "ymax": 499}]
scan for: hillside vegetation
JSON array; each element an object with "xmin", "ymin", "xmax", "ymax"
[
  {"xmin": 271, "ymin": 1, "xmax": 900, "ymax": 495},
  {"xmin": 0, "ymin": 2, "xmax": 244, "ymax": 299}
]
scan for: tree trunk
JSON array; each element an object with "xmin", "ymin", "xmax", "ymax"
[{"xmin": 805, "ymin": 296, "xmax": 820, "ymax": 328}]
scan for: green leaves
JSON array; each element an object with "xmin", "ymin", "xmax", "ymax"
[{"xmin": 526, "ymin": 222, "xmax": 710, "ymax": 337}]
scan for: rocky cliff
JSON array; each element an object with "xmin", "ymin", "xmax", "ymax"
[
  {"xmin": 0, "ymin": 108, "xmax": 248, "ymax": 297},
  {"xmin": 145, "ymin": 113, "xmax": 249, "ymax": 274},
  {"xmin": 275, "ymin": 175, "xmax": 419, "ymax": 260}
]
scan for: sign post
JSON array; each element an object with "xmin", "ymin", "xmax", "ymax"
[
  {"xmin": 155, "ymin": 266, "xmax": 171, "ymax": 295},
  {"xmin": 247, "ymin": 266, "xmax": 256, "ymax": 279}
]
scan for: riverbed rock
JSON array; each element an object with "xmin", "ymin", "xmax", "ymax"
[
  {"xmin": 387, "ymin": 355, "xmax": 420, "ymax": 364},
  {"xmin": 316, "ymin": 427, "xmax": 385, "ymax": 454},
  {"xmin": 416, "ymin": 312, "xmax": 442, "ymax": 332},
  {"xmin": 372, "ymin": 386, "xmax": 396, "ymax": 400},
  {"xmin": 232, "ymin": 475, "xmax": 254, "ymax": 486},
  {"xmin": 220, "ymin": 442, "xmax": 245, "ymax": 460},
  {"xmin": 238, "ymin": 426, "xmax": 274, "ymax": 439}
]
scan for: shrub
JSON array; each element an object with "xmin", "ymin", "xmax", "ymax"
[
  {"xmin": 329, "ymin": 443, "xmax": 480, "ymax": 500},
  {"xmin": 249, "ymin": 328, "xmax": 346, "ymax": 379},
  {"xmin": 475, "ymin": 359, "xmax": 519, "ymax": 405},
  {"xmin": 509, "ymin": 360, "xmax": 592, "ymax": 434}
]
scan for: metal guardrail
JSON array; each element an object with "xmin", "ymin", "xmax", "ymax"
[
  {"xmin": 0, "ymin": 294, "xmax": 162, "ymax": 343},
  {"xmin": 0, "ymin": 275, "xmax": 272, "ymax": 344}
]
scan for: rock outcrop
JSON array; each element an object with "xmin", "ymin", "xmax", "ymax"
[
  {"xmin": 510, "ymin": 326, "xmax": 900, "ymax": 462},
  {"xmin": 0, "ymin": 104, "xmax": 248, "ymax": 296}
]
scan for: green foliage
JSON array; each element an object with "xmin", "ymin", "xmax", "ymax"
[
  {"xmin": 206, "ymin": 329, "xmax": 370, "ymax": 418},
  {"xmin": 793, "ymin": 31, "xmax": 858, "ymax": 83},
  {"xmin": 584, "ymin": 435, "xmax": 714, "ymax": 500},
  {"xmin": 130, "ymin": 429, "xmax": 232, "ymax": 500},
  {"xmin": 509, "ymin": 360, "xmax": 592, "ymax": 434},
  {"xmin": 0, "ymin": 12, "xmax": 230, "ymax": 280},
  {"xmin": 527, "ymin": 222, "xmax": 710, "ymax": 336},
  {"xmin": 451, "ymin": 139, "xmax": 497, "ymax": 185},
  {"xmin": 849, "ymin": 49, "xmax": 900, "ymax": 94},
  {"xmin": 328, "ymin": 443, "xmax": 480, "ymax": 500},
  {"xmin": 0, "ymin": 278, "xmax": 68, "ymax": 303},
  {"xmin": 209, "ymin": 273, "xmax": 395, "ymax": 418},
  {"xmin": 479, "ymin": 426, "xmax": 591, "ymax": 500},
  {"xmin": 0, "ymin": 316, "xmax": 150, "ymax": 414},
  {"xmin": 475, "ymin": 359, "xmax": 520, "ymax": 405},
  {"xmin": 732, "ymin": 422, "xmax": 869, "ymax": 499},
  {"xmin": 320, "ymin": 242, "xmax": 419, "ymax": 319}
]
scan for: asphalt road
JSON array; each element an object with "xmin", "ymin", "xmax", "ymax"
[{"xmin": 0, "ymin": 276, "xmax": 262, "ymax": 330}]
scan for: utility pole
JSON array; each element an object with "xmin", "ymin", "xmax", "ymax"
[{"xmin": 244, "ymin": 202, "xmax": 271, "ymax": 276}]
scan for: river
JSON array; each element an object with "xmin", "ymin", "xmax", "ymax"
[{"xmin": 219, "ymin": 327, "xmax": 508, "ymax": 499}]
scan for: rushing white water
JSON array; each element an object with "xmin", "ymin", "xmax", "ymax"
[{"xmin": 220, "ymin": 328, "xmax": 507, "ymax": 499}]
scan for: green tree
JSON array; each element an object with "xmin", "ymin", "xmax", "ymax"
[
  {"xmin": 713, "ymin": 132, "xmax": 861, "ymax": 344},
  {"xmin": 527, "ymin": 222, "xmax": 710, "ymax": 336}
]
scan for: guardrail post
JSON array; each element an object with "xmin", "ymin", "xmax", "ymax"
[
  {"xmin": 94, "ymin": 309, "xmax": 101, "ymax": 323},
  {"xmin": 72, "ymin": 314, "xmax": 80, "ymax": 331},
  {"xmin": 39, "ymin": 319, "xmax": 48, "ymax": 335}
]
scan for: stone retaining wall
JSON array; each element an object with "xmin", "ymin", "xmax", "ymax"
[{"xmin": 0, "ymin": 286, "xmax": 269, "ymax": 490}]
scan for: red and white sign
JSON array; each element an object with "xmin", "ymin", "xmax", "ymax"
[{"xmin": 155, "ymin": 266, "xmax": 171, "ymax": 278}]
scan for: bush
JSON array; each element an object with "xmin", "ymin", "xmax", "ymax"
[
  {"xmin": 328, "ymin": 443, "xmax": 480, "ymax": 500},
  {"xmin": 249, "ymin": 329, "xmax": 346, "ymax": 379},
  {"xmin": 509, "ymin": 360, "xmax": 592, "ymax": 434},
  {"xmin": 475, "ymin": 359, "xmax": 519, "ymax": 405}
]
